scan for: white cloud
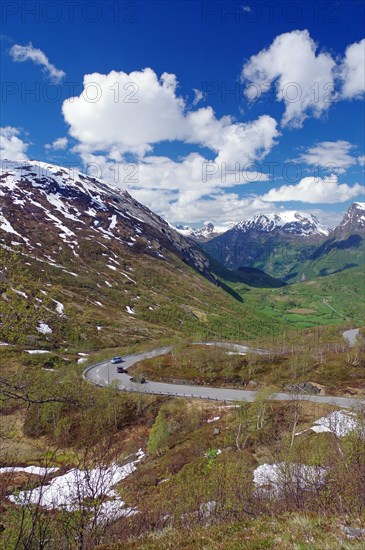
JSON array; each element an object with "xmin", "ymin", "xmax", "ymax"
[
  {"xmin": 45, "ymin": 137, "xmax": 68, "ymax": 151},
  {"xmin": 296, "ymin": 141, "xmax": 357, "ymax": 173},
  {"xmin": 185, "ymin": 109, "xmax": 279, "ymax": 166},
  {"xmin": 262, "ymin": 174, "xmax": 363, "ymax": 204},
  {"xmin": 63, "ymin": 69, "xmax": 186, "ymax": 157},
  {"xmin": 63, "ymin": 68, "xmax": 279, "ymax": 224},
  {"xmin": 242, "ymin": 30, "xmax": 336, "ymax": 128},
  {"xmin": 63, "ymin": 69, "xmax": 279, "ymax": 166},
  {"xmin": 358, "ymin": 155, "xmax": 365, "ymax": 166},
  {"xmin": 0, "ymin": 126, "xmax": 29, "ymax": 160},
  {"xmin": 9, "ymin": 43, "xmax": 65, "ymax": 83},
  {"xmin": 192, "ymin": 88, "xmax": 205, "ymax": 106},
  {"xmin": 340, "ymin": 39, "xmax": 365, "ymax": 99}
]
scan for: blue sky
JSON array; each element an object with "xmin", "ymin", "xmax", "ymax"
[{"xmin": 1, "ymin": 0, "xmax": 364, "ymax": 227}]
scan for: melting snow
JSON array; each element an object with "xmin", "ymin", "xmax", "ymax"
[
  {"xmin": 310, "ymin": 410, "xmax": 362, "ymax": 437},
  {"xmin": 11, "ymin": 288, "xmax": 28, "ymax": 299},
  {"xmin": 37, "ymin": 322, "xmax": 53, "ymax": 335},
  {"xmin": 253, "ymin": 463, "xmax": 327, "ymax": 494},
  {"xmin": 109, "ymin": 214, "xmax": 117, "ymax": 229},
  {"xmin": 121, "ymin": 271, "xmax": 136, "ymax": 283},
  {"xmin": 53, "ymin": 299, "xmax": 64, "ymax": 315},
  {"xmin": 9, "ymin": 449, "xmax": 145, "ymax": 519},
  {"xmin": 207, "ymin": 416, "xmax": 220, "ymax": 423}
]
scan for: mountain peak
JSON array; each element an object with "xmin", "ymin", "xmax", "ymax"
[
  {"xmin": 175, "ymin": 222, "xmax": 230, "ymax": 242},
  {"xmin": 234, "ymin": 211, "xmax": 330, "ymax": 237},
  {"xmin": 336, "ymin": 201, "xmax": 365, "ymax": 235}
]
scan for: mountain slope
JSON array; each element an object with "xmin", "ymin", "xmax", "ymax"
[
  {"xmin": 0, "ymin": 160, "xmax": 213, "ymax": 280},
  {"xmin": 204, "ymin": 211, "xmax": 329, "ymax": 280},
  {"xmin": 289, "ymin": 202, "xmax": 365, "ymax": 281},
  {"xmin": 0, "ymin": 160, "xmax": 283, "ymax": 349}
]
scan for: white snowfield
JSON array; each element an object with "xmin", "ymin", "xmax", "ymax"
[
  {"xmin": 8, "ymin": 449, "xmax": 145, "ymax": 521},
  {"xmin": 253, "ymin": 462, "xmax": 327, "ymax": 494}
]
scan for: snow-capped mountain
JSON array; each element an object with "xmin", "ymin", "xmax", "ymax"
[
  {"xmin": 0, "ymin": 160, "xmax": 212, "ymax": 280},
  {"xmin": 234, "ymin": 211, "xmax": 330, "ymax": 237},
  {"xmin": 175, "ymin": 222, "xmax": 230, "ymax": 242},
  {"xmin": 335, "ymin": 202, "xmax": 365, "ymax": 236},
  {"xmin": 204, "ymin": 210, "xmax": 330, "ymax": 279}
]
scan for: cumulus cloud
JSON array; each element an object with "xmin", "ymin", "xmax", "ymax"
[
  {"xmin": 63, "ymin": 68, "xmax": 279, "ymax": 165},
  {"xmin": 262, "ymin": 174, "xmax": 363, "ymax": 204},
  {"xmin": 62, "ymin": 68, "xmax": 280, "ymax": 223},
  {"xmin": 0, "ymin": 126, "xmax": 29, "ymax": 160},
  {"xmin": 63, "ymin": 69, "xmax": 185, "ymax": 157},
  {"xmin": 242, "ymin": 30, "xmax": 336, "ymax": 128},
  {"xmin": 340, "ymin": 39, "xmax": 365, "ymax": 99},
  {"xmin": 45, "ymin": 137, "xmax": 68, "ymax": 151},
  {"xmin": 295, "ymin": 141, "xmax": 357, "ymax": 173},
  {"xmin": 9, "ymin": 43, "xmax": 65, "ymax": 83}
]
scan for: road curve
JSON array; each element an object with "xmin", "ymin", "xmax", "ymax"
[{"xmin": 84, "ymin": 342, "xmax": 364, "ymax": 410}]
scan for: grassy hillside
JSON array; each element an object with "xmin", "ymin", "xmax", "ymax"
[
  {"xmin": 217, "ymin": 266, "xmax": 365, "ymax": 329},
  {"xmin": 286, "ymin": 234, "xmax": 365, "ymax": 282},
  {"xmin": 0, "ymin": 246, "xmax": 285, "ymax": 353}
]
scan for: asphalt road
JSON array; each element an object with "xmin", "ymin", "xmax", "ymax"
[{"xmin": 84, "ymin": 340, "xmax": 364, "ymax": 410}]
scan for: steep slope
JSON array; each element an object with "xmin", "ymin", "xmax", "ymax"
[
  {"xmin": 204, "ymin": 211, "xmax": 329, "ymax": 280},
  {"xmin": 0, "ymin": 160, "xmax": 283, "ymax": 349},
  {"xmin": 290, "ymin": 202, "xmax": 365, "ymax": 281},
  {"xmin": 0, "ymin": 160, "xmax": 212, "ymax": 280}
]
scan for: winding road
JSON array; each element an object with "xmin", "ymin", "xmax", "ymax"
[{"xmin": 84, "ymin": 337, "xmax": 364, "ymax": 410}]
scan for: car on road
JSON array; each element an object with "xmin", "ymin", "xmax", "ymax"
[
  {"xmin": 111, "ymin": 356, "xmax": 123, "ymax": 364},
  {"xmin": 130, "ymin": 376, "xmax": 146, "ymax": 384}
]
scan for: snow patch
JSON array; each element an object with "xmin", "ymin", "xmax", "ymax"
[
  {"xmin": 9, "ymin": 449, "xmax": 145, "ymax": 519},
  {"xmin": 53, "ymin": 299, "xmax": 64, "ymax": 315},
  {"xmin": 310, "ymin": 410, "xmax": 361, "ymax": 437},
  {"xmin": 253, "ymin": 462, "xmax": 327, "ymax": 494},
  {"xmin": 37, "ymin": 322, "xmax": 52, "ymax": 335}
]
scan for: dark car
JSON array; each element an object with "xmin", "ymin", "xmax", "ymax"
[
  {"xmin": 116, "ymin": 365, "xmax": 126, "ymax": 373},
  {"xmin": 130, "ymin": 376, "xmax": 146, "ymax": 384},
  {"xmin": 111, "ymin": 356, "xmax": 123, "ymax": 364}
]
